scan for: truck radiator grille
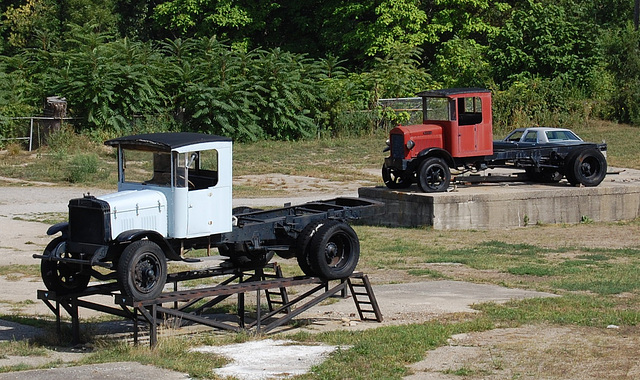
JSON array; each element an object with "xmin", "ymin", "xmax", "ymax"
[
  {"xmin": 68, "ymin": 197, "xmax": 111, "ymax": 245},
  {"xmin": 390, "ymin": 134, "xmax": 405, "ymax": 159}
]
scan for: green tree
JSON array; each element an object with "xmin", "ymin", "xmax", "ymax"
[
  {"xmin": 488, "ymin": 0, "xmax": 598, "ymax": 85},
  {"xmin": 1, "ymin": 0, "xmax": 60, "ymax": 51},
  {"xmin": 600, "ymin": 23, "xmax": 640, "ymax": 124},
  {"xmin": 45, "ymin": 25, "xmax": 167, "ymax": 131}
]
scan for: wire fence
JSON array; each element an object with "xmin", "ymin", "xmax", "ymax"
[
  {"xmin": 378, "ymin": 97, "xmax": 423, "ymax": 126},
  {"xmin": 0, "ymin": 117, "xmax": 74, "ymax": 151}
]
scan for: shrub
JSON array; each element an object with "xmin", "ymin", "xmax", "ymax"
[{"xmin": 66, "ymin": 153, "xmax": 99, "ymax": 183}]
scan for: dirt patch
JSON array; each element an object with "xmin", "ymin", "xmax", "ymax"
[{"xmin": 406, "ymin": 324, "xmax": 640, "ymax": 379}]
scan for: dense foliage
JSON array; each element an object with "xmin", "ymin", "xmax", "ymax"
[{"xmin": 1, "ymin": 0, "xmax": 639, "ymax": 142}]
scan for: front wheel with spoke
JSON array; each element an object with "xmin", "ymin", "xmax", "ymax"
[
  {"xmin": 417, "ymin": 157, "xmax": 451, "ymax": 193},
  {"xmin": 117, "ymin": 240, "xmax": 167, "ymax": 301},
  {"xmin": 382, "ymin": 163, "xmax": 412, "ymax": 189},
  {"xmin": 41, "ymin": 237, "xmax": 91, "ymax": 295}
]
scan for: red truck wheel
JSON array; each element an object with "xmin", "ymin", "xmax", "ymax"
[
  {"xmin": 417, "ymin": 157, "xmax": 451, "ymax": 192},
  {"xmin": 382, "ymin": 163, "xmax": 412, "ymax": 189}
]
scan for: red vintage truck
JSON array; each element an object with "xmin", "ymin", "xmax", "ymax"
[{"xmin": 382, "ymin": 88, "xmax": 607, "ymax": 192}]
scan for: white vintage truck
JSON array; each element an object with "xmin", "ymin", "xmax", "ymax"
[{"xmin": 35, "ymin": 133, "xmax": 380, "ymax": 300}]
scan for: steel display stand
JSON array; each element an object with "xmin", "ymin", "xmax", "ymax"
[{"xmin": 38, "ymin": 263, "xmax": 382, "ymax": 347}]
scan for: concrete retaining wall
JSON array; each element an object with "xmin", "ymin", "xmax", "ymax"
[{"xmin": 359, "ymin": 178, "xmax": 640, "ymax": 229}]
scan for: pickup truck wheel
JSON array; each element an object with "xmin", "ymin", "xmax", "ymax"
[
  {"xmin": 382, "ymin": 163, "xmax": 412, "ymax": 189},
  {"xmin": 307, "ymin": 220, "xmax": 360, "ymax": 280},
  {"xmin": 565, "ymin": 148, "xmax": 607, "ymax": 187},
  {"xmin": 417, "ymin": 157, "xmax": 451, "ymax": 192},
  {"xmin": 117, "ymin": 240, "xmax": 167, "ymax": 301},
  {"xmin": 40, "ymin": 237, "xmax": 91, "ymax": 295}
]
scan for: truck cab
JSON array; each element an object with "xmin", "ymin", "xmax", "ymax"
[
  {"xmin": 105, "ymin": 133, "xmax": 233, "ymax": 239},
  {"xmin": 383, "ymin": 88, "xmax": 494, "ymax": 191}
]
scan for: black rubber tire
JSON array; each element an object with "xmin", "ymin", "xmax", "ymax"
[
  {"xmin": 382, "ymin": 163, "xmax": 412, "ymax": 189},
  {"xmin": 117, "ymin": 240, "xmax": 167, "ymax": 301},
  {"xmin": 40, "ymin": 237, "xmax": 91, "ymax": 295},
  {"xmin": 564, "ymin": 148, "xmax": 607, "ymax": 187},
  {"xmin": 306, "ymin": 220, "xmax": 360, "ymax": 280},
  {"xmin": 417, "ymin": 157, "xmax": 451, "ymax": 193},
  {"xmin": 294, "ymin": 220, "xmax": 326, "ymax": 277}
]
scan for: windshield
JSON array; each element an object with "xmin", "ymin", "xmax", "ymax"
[
  {"xmin": 423, "ymin": 97, "xmax": 454, "ymax": 122},
  {"xmin": 121, "ymin": 149, "xmax": 182, "ymax": 187}
]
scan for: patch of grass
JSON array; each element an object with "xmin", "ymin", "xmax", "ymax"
[
  {"xmin": 292, "ymin": 318, "xmax": 494, "ymax": 379},
  {"xmin": 13, "ymin": 212, "xmax": 67, "ymax": 225},
  {"xmin": 80, "ymin": 337, "xmax": 228, "ymax": 379},
  {"xmin": 0, "ymin": 265, "xmax": 40, "ymax": 278},
  {"xmin": 443, "ymin": 366, "xmax": 478, "ymax": 376},
  {"xmin": 507, "ymin": 265, "xmax": 555, "ymax": 277},
  {"xmin": 475, "ymin": 294, "xmax": 640, "ymax": 328},
  {"xmin": 407, "ymin": 268, "xmax": 449, "ymax": 279},
  {"xmin": 0, "ymin": 340, "xmax": 48, "ymax": 358},
  {"xmin": 421, "ymin": 241, "xmax": 553, "ymax": 271},
  {"xmin": 66, "ymin": 153, "xmax": 101, "ymax": 183}
]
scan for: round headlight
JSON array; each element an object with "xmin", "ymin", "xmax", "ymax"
[
  {"xmin": 406, "ymin": 140, "xmax": 415, "ymax": 150},
  {"xmin": 385, "ymin": 139, "xmax": 390, "ymax": 146}
]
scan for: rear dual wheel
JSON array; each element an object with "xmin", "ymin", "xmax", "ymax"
[
  {"xmin": 564, "ymin": 148, "xmax": 607, "ymax": 187},
  {"xmin": 295, "ymin": 220, "xmax": 360, "ymax": 280}
]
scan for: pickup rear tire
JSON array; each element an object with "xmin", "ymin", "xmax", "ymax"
[
  {"xmin": 382, "ymin": 163, "xmax": 412, "ymax": 189},
  {"xmin": 306, "ymin": 220, "xmax": 360, "ymax": 280},
  {"xmin": 40, "ymin": 237, "xmax": 91, "ymax": 295},
  {"xmin": 117, "ymin": 240, "xmax": 167, "ymax": 301},
  {"xmin": 564, "ymin": 148, "xmax": 607, "ymax": 187},
  {"xmin": 417, "ymin": 157, "xmax": 451, "ymax": 192}
]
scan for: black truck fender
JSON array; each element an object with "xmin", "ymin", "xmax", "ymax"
[
  {"xmin": 114, "ymin": 229, "xmax": 182, "ymax": 261},
  {"xmin": 46, "ymin": 222, "xmax": 69, "ymax": 237},
  {"xmin": 416, "ymin": 147, "xmax": 455, "ymax": 168}
]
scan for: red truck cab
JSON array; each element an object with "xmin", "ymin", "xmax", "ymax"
[
  {"xmin": 383, "ymin": 88, "xmax": 494, "ymax": 191},
  {"xmin": 389, "ymin": 88, "xmax": 493, "ymax": 160}
]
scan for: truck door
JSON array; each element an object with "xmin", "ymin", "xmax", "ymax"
[
  {"xmin": 455, "ymin": 95, "xmax": 493, "ymax": 156},
  {"xmin": 182, "ymin": 150, "xmax": 232, "ymax": 237}
]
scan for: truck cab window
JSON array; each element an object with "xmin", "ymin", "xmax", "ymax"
[
  {"xmin": 121, "ymin": 149, "xmax": 167, "ymax": 185},
  {"xmin": 458, "ymin": 97, "xmax": 482, "ymax": 126},
  {"xmin": 424, "ymin": 97, "xmax": 454, "ymax": 121},
  {"xmin": 183, "ymin": 149, "xmax": 219, "ymax": 190}
]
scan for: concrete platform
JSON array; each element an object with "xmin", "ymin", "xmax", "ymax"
[{"xmin": 359, "ymin": 167, "xmax": 640, "ymax": 229}]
